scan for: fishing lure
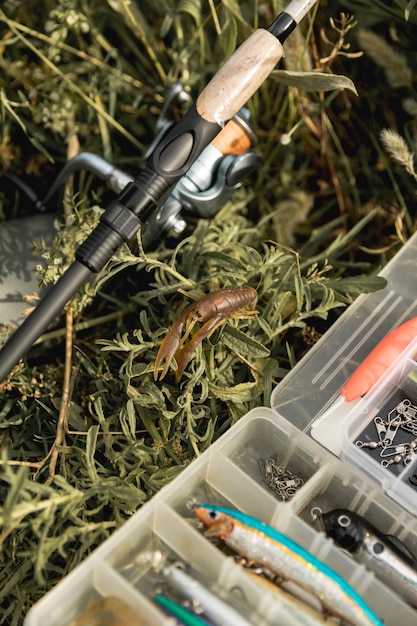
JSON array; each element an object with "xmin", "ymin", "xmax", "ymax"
[
  {"xmin": 341, "ymin": 316, "xmax": 417, "ymax": 402},
  {"xmin": 193, "ymin": 503, "xmax": 383, "ymax": 626},
  {"xmin": 154, "ymin": 594, "xmax": 211, "ymax": 625},
  {"xmin": 161, "ymin": 560, "xmax": 254, "ymax": 626},
  {"xmin": 318, "ymin": 508, "xmax": 417, "ymax": 608},
  {"xmin": 154, "ymin": 286, "xmax": 258, "ymax": 382},
  {"xmin": 243, "ymin": 568, "xmax": 334, "ymax": 625}
]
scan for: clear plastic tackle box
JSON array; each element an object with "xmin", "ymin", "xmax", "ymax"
[{"xmin": 24, "ymin": 232, "xmax": 417, "ymax": 626}]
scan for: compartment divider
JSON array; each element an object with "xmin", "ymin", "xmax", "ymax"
[
  {"xmin": 152, "ymin": 500, "xmax": 226, "ymax": 579},
  {"xmin": 92, "ymin": 560, "xmax": 166, "ymax": 625},
  {"xmin": 205, "ymin": 452, "xmax": 283, "ymax": 521},
  {"xmin": 287, "ymin": 460, "xmax": 339, "ymax": 514}
]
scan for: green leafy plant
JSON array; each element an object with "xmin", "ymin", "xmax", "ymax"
[
  {"xmin": 0, "ymin": 1, "xmax": 414, "ymax": 623},
  {"xmin": 338, "ymin": 0, "xmax": 417, "ymax": 26}
]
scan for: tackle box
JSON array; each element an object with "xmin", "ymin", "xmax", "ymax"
[{"xmin": 25, "ymin": 232, "xmax": 417, "ymax": 626}]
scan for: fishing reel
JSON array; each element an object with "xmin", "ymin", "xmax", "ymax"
[
  {"xmin": 139, "ymin": 82, "xmax": 262, "ymax": 244},
  {"xmin": 0, "ymin": 83, "xmax": 261, "ymax": 326},
  {"xmin": 28, "ymin": 82, "xmax": 261, "ymax": 242},
  {"xmin": 143, "ymin": 107, "xmax": 262, "ymax": 245}
]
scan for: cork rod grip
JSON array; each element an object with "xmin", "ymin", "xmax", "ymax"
[
  {"xmin": 211, "ymin": 118, "xmax": 252, "ymax": 156},
  {"xmin": 196, "ymin": 29, "xmax": 284, "ymax": 125}
]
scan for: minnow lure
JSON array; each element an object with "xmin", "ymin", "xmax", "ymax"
[
  {"xmin": 341, "ymin": 316, "xmax": 417, "ymax": 402},
  {"xmin": 319, "ymin": 508, "xmax": 417, "ymax": 607},
  {"xmin": 193, "ymin": 503, "xmax": 383, "ymax": 626},
  {"xmin": 154, "ymin": 594, "xmax": 211, "ymax": 625},
  {"xmin": 161, "ymin": 561, "xmax": 254, "ymax": 626},
  {"xmin": 243, "ymin": 569, "xmax": 334, "ymax": 625}
]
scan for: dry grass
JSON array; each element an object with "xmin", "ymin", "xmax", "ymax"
[{"xmin": 0, "ymin": 1, "xmax": 416, "ymax": 622}]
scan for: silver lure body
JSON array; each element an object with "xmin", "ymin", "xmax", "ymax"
[
  {"xmin": 163, "ymin": 564, "xmax": 254, "ymax": 626},
  {"xmin": 223, "ymin": 522, "xmax": 379, "ymax": 626},
  {"xmin": 193, "ymin": 504, "xmax": 383, "ymax": 626},
  {"xmin": 322, "ymin": 509, "xmax": 417, "ymax": 608}
]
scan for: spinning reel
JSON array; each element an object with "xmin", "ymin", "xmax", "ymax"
[{"xmin": 0, "ymin": 83, "xmax": 261, "ymax": 325}]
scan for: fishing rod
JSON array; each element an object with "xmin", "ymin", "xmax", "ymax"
[{"xmin": 0, "ymin": 0, "xmax": 319, "ymax": 382}]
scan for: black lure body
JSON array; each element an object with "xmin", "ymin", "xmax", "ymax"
[{"xmin": 321, "ymin": 509, "xmax": 417, "ymax": 608}]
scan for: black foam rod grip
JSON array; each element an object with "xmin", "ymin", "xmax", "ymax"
[
  {"xmin": 148, "ymin": 103, "xmax": 221, "ymax": 185},
  {"xmin": 0, "ymin": 261, "xmax": 92, "ymax": 381}
]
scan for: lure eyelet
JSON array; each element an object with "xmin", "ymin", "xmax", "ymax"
[{"xmin": 337, "ymin": 514, "xmax": 351, "ymax": 528}]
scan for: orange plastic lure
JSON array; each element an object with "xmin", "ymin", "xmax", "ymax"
[{"xmin": 341, "ymin": 316, "xmax": 417, "ymax": 402}]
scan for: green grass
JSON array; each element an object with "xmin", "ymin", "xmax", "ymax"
[{"xmin": 0, "ymin": 1, "xmax": 416, "ymax": 623}]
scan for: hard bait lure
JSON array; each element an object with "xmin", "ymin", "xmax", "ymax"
[
  {"xmin": 193, "ymin": 503, "xmax": 383, "ymax": 626},
  {"xmin": 154, "ymin": 594, "xmax": 212, "ymax": 625},
  {"xmin": 319, "ymin": 508, "xmax": 417, "ymax": 607},
  {"xmin": 161, "ymin": 561, "xmax": 254, "ymax": 626},
  {"xmin": 243, "ymin": 569, "xmax": 334, "ymax": 625},
  {"xmin": 341, "ymin": 316, "xmax": 417, "ymax": 402}
]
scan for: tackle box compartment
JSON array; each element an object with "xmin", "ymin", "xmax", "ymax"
[{"xmin": 24, "ymin": 232, "xmax": 417, "ymax": 626}]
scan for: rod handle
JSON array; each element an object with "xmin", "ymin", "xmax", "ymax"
[{"xmin": 196, "ymin": 29, "xmax": 284, "ymax": 125}]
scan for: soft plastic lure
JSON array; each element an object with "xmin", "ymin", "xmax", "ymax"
[
  {"xmin": 154, "ymin": 594, "xmax": 211, "ymax": 625},
  {"xmin": 193, "ymin": 503, "xmax": 383, "ymax": 626},
  {"xmin": 319, "ymin": 508, "xmax": 417, "ymax": 608},
  {"xmin": 341, "ymin": 316, "xmax": 417, "ymax": 402}
]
